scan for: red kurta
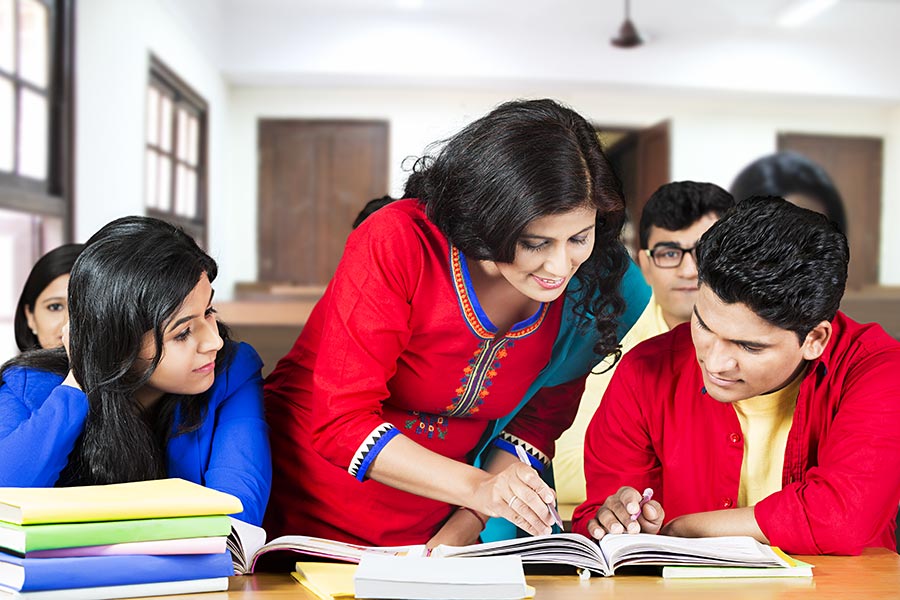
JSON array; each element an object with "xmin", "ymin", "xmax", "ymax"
[
  {"xmin": 264, "ymin": 200, "xmax": 583, "ymax": 546},
  {"xmin": 572, "ymin": 312, "xmax": 900, "ymax": 555}
]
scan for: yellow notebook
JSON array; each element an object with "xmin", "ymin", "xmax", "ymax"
[
  {"xmin": 0, "ymin": 478, "xmax": 243, "ymax": 525},
  {"xmin": 291, "ymin": 563, "xmax": 357, "ymax": 600}
]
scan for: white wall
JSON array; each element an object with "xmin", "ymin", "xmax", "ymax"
[
  {"xmin": 72, "ymin": 1, "xmax": 900, "ymax": 298},
  {"xmin": 883, "ymin": 106, "xmax": 900, "ymax": 284},
  {"xmin": 226, "ymin": 85, "xmax": 900, "ymax": 293},
  {"xmin": 75, "ymin": 0, "xmax": 230, "ymax": 270}
]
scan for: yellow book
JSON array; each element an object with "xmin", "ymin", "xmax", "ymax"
[
  {"xmin": 291, "ymin": 563, "xmax": 536, "ymax": 600},
  {"xmin": 0, "ymin": 479, "xmax": 243, "ymax": 525},
  {"xmin": 291, "ymin": 563, "xmax": 357, "ymax": 600}
]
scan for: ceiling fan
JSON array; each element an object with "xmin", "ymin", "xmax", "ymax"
[{"xmin": 611, "ymin": 0, "xmax": 643, "ymax": 48}]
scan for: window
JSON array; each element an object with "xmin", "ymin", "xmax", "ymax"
[
  {"xmin": 0, "ymin": 0, "xmax": 72, "ymax": 364},
  {"xmin": 145, "ymin": 57, "xmax": 207, "ymax": 245}
]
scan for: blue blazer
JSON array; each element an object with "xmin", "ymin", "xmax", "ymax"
[{"xmin": 0, "ymin": 341, "xmax": 272, "ymax": 526}]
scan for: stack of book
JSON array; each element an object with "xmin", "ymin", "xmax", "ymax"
[{"xmin": 0, "ymin": 478, "xmax": 242, "ymax": 599}]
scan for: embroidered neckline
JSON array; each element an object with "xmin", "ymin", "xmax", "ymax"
[{"xmin": 450, "ymin": 245, "xmax": 549, "ymax": 340}]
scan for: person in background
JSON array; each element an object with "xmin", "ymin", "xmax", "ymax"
[
  {"xmin": 14, "ymin": 243, "xmax": 84, "ymax": 351},
  {"xmin": 264, "ymin": 99, "xmax": 649, "ymax": 548},
  {"xmin": 554, "ymin": 182, "xmax": 734, "ymax": 507},
  {"xmin": 0, "ymin": 217, "xmax": 271, "ymax": 526},
  {"xmin": 730, "ymin": 151, "xmax": 847, "ymax": 233},
  {"xmin": 574, "ymin": 198, "xmax": 900, "ymax": 555},
  {"xmin": 352, "ymin": 195, "xmax": 397, "ymax": 229}
]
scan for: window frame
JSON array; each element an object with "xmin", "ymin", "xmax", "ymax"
[
  {"xmin": 145, "ymin": 55, "xmax": 208, "ymax": 246},
  {"xmin": 0, "ymin": 0, "xmax": 74, "ymax": 241}
]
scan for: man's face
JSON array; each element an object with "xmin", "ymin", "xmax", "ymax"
[
  {"xmin": 690, "ymin": 285, "xmax": 828, "ymax": 404},
  {"xmin": 638, "ymin": 213, "xmax": 719, "ymax": 328}
]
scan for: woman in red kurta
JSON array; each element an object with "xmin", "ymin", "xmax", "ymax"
[{"xmin": 264, "ymin": 99, "xmax": 638, "ymax": 547}]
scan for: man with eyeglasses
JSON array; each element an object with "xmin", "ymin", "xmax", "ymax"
[
  {"xmin": 555, "ymin": 181, "xmax": 734, "ymax": 508},
  {"xmin": 573, "ymin": 198, "xmax": 900, "ymax": 555}
]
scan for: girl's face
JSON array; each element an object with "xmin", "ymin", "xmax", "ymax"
[
  {"xmin": 492, "ymin": 206, "xmax": 597, "ymax": 303},
  {"xmin": 135, "ymin": 273, "xmax": 223, "ymax": 409},
  {"xmin": 25, "ymin": 274, "xmax": 70, "ymax": 349}
]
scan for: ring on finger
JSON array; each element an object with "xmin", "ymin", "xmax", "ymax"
[{"xmin": 507, "ymin": 494, "xmax": 518, "ymax": 509}]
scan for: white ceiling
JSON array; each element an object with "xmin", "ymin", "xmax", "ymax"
[{"xmin": 189, "ymin": 0, "xmax": 900, "ymax": 101}]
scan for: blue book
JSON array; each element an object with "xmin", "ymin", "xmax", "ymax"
[{"xmin": 0, "ymin": 551, "xmax": 234, "ymax": 592}]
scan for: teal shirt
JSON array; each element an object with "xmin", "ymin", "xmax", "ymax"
[{"xmin": 478, "ymin": 260, "xmax": 650, "ymax": 541}]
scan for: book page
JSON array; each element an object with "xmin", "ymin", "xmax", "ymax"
[
  {"xmin": 599, "ymin": 534, "xmax": 790, "ymax": 572},
  {"xmin": 242, "ymin": 534, "xmax": 427, "ymax": 573},
  {"xmin": 228, "ymin": 518, "xmax": 267, "ymax": 574},
  {"xmin": 433, "ymin": 533, "xmax": 611, "ymax": 575}
]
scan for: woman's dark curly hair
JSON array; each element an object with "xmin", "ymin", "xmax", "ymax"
[{"xmin": 404, "ymin": 98, "xmax": 629, "ymax": 359}]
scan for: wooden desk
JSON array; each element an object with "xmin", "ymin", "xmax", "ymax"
[{"xmin": 219, "ymin": 549, "xmax": 898, "ymax": 599}]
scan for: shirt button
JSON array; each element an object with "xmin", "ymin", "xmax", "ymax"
[
  {"xmin": 722, "ymin": 497, "xmax": 733, "ymax": 508},
  {"xmin": 729, "ymin": 432, "xmax": 742, "ymax": 444}
]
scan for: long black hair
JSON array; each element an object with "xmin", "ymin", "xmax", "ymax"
[
  {"xmin": 14, "ymin": 243, "xmax": 84, "ymax": 351},
  {"xmin": 404, "ymin": 98, "xmax": 629, "ymax": 359},
  {"xmin": 730, "ymin": 151, "xmax": 847, "ymax": 234},
  {"xmin": 1, "ymin": 217, "xmax": 233, "ymax": 486}
]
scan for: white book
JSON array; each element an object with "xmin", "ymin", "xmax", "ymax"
[
  {"xmin": 0, "ymin": 577, "xmax": 229, "ymax": 600},
  {"xmin": 354, "ymin": 554, "xmax": 527, "ymax": 600}
]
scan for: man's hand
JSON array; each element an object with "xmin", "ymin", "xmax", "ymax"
[{"xmin": 586, "ymin": 486, "xmax": 664, "ymax": 540}]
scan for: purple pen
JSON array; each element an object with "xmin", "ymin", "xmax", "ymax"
[{"xmin": 630, "ymin": 487, "xmax": 654, "ymax": 522}]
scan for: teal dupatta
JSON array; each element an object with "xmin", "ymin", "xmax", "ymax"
[{"xmin": 475, "ymin": 260, "xmax": 650, "ymax": 541}]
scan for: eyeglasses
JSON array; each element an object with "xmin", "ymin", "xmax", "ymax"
[{"xmin": 646, "ymin": 244, "xmax": 698, "ymax": 269}]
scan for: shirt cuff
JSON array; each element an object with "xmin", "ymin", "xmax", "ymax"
[{"xmin": 349, "ymin": 423, "xmax": 400, "ymax": 481}]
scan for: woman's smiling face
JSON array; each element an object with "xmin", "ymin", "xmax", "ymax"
[{"xmin": 491, "ymin": 206, "xmax": 597, "ymax": 303}]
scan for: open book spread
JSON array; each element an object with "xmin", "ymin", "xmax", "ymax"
[
  {"xmin": 228, "ymin": 520, "xmax": 798, "ymax": 578},
  {"xmin": 227, "ymin": 519, "xmax": 425, "ymax": 575},
  {"xmin": 433, "ymin": 532, "xmax": 794, "ymax": 576}
]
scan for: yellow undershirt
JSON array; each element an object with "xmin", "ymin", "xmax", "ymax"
[{"xmin": 732, "ymin": 371, "xmax": 803, "ymax": 507}]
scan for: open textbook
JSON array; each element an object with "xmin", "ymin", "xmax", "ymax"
[
  {"xmin": 432, "ymin": 532, "xmax": 796, "ymax": 576},
  {"xmin": 227, "ymin": 519, "xmax": 796, "ymax": 577},
  {"xmin": 227, "ymin": 519, "xmax": 425, "ymax": 575}
]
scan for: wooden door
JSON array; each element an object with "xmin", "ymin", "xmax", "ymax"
[
  {"xmin": 258, "ymin": 120, "xmax": 389, "ymax": 284},
  {"xmin": 778, "ymin": 133, "xmax": 882, "ymax": 290},
  {"xmin": 603, "ymin": 120, "xmax": 671, "ymax": 255}
]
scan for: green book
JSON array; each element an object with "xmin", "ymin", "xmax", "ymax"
[{"xmin": 0, "ymin": 514, "xmax": 232, "ymax": 554}]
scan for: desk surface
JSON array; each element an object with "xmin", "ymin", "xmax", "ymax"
[{"xmin": 217, "ymin": 549, "xmax": 899, "ymax": 600}]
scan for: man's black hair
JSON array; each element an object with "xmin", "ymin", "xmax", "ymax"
[
  {"xmin": 696, "ymin": 196, "xmax": 848, "ymax": 342},
  {"xmin": 639, "ymin": 181, "xmax": 734, "ymax": 249}
]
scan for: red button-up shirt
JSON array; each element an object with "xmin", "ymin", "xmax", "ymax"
[{"xmin": 572, "ymin": 311, "xmax": 900, "ymax": 555}]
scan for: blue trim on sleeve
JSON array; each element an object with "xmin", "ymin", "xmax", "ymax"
[
  {"xmin": 492, "ymin": 438, "xmax": 545, "ymax": 473},
  {"xmin": 355, "ymin": 427, "xmax": 401, "ymax": 482}
]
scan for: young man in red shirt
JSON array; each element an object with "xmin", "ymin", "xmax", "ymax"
[{"xmin": 573, "ymin": 197, "xmax": 900, "ymax": 555}]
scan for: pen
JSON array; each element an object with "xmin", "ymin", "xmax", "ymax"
[
  {"xmin": 514, "ymin": 444, "xmax": 564, "ymax": 530},
  {"xmin": 630, "ymin": 487, "xmax": 654, "ymax": 522}
]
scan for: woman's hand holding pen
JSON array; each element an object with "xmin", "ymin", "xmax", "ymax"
[
  {"xmin": 473, "ymin": 462, "xmax": 556, "ymax": 536},
  {"xmin": 587, "ymin": 486, "xmax": 664, "ymax": 540}
]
